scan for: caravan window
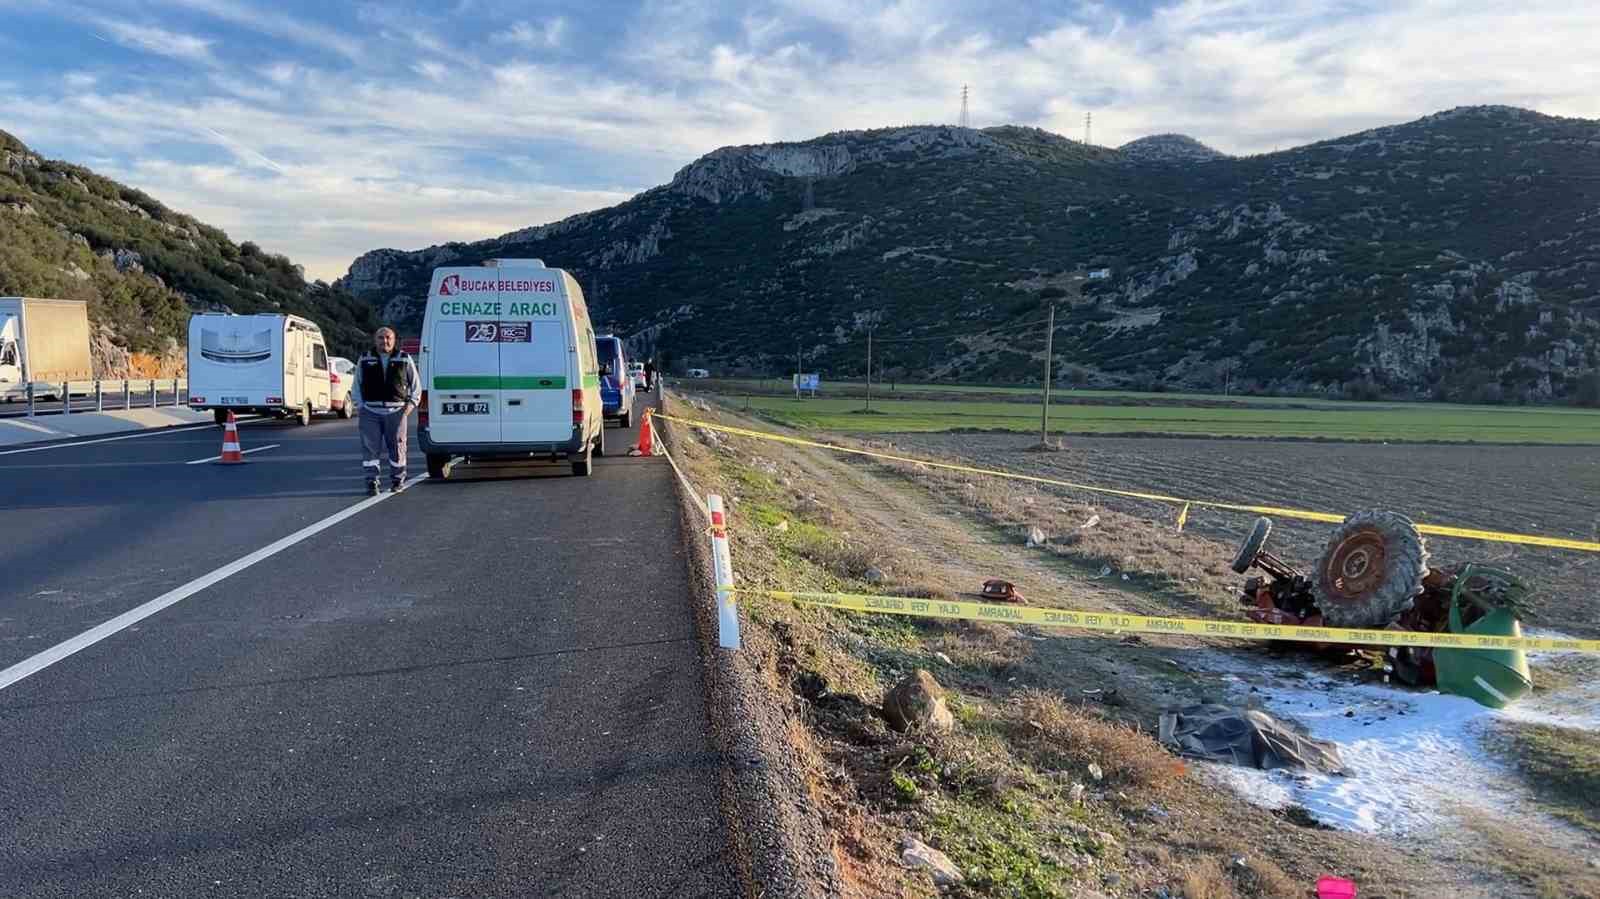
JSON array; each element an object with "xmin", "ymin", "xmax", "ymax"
[
  {"xmin": 311, "ymin": 344, "xmax": 329, "ymax": 371},
  {"xmin": 0, "ymin": 341, "xmax": 15, "ymax": 367}
]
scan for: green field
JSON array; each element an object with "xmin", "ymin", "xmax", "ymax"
[
  {"xmin": 694, "ymin": 377, "xmax": 1599, "ymax": 414},
  {"xmin": 695, "ymin": 392, "xmax": 1600, "ymax": 444}
]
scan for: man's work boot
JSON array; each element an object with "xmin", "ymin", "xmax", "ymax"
[
  {"xmin": 366, "ymin": 480, "xmax": 380, "ymax": 497},
  {"xmin": 390, "ymin": 478, "xmax": 406, "ymax": 493}
]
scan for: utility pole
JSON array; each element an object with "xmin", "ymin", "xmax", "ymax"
[
  {"xmin": 1084, "ymin": 111, "xmax": 1092, "ymax": 146},
  {"xmin": 795, "ymin": 338, "xmax": 802, "ymax": 397},
  {"xmin": 1040, "ymin": 303, "xmax": 1056, "ymax": 445},
  {"xmin": 865, "ymin": 328, "xmax": 874, "ymax": 412},
  {"xmin": 960, "ymin": 85, "xmax": 970, "ymax": 128}
]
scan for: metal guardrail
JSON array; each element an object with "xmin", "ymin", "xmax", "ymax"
[{"xmin": 0, "ymin": 379, "xmax": 190, "ymax": 417}]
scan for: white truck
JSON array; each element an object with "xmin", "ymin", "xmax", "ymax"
[
  {"xmin": 186, "ymin": 312, "xmax": 338, "ymax": 425},
  {"xmin": 0, "ymin": 297, "xmax": 93, "ymax": 400}
]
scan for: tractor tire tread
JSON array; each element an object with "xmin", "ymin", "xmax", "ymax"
[{"xmin": 1312, "ymin": 510, "xmax": 1429, "ymax": 628}]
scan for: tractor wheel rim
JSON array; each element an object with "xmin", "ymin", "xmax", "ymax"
[{"xmin": 1325, "ymin": 531, "xmax": 1387, "ymax": 601}]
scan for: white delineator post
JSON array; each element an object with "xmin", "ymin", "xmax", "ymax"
[{"xmin": 708, "ymin": 494, "xmax": 740, "ymax": 650}]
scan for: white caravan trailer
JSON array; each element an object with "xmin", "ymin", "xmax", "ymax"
[{"xmin": 187, "ymin": 313, "xmax": 334, "ymax": 425}]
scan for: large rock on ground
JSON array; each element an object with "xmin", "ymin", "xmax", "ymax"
[
  {"xmin": 900, "ymin": 835, "xmax": 963, "ymax": 885},
  {"xmin": 882, "ymin": 669, "xmax": 955, "ymax": 733}
]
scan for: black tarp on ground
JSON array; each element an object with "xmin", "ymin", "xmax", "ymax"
[{"xmin": 1158, "ymin": 704, "xmax": 1344, "ymax": 773}]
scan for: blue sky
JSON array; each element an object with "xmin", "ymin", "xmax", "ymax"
[{"xmin": 2, "ymin": 0, "xmax": 1596, "ymax": 280}]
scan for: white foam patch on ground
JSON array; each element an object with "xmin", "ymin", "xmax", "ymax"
[{"xmin": 1185, "ymin": 641, "xmax": 1600, "ymax": 837}]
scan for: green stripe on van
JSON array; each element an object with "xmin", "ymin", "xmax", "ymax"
[{"xmin": 434, "ymin": 375, "xmax": 568, "ymax": 389}]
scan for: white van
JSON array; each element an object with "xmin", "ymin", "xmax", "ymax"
[
  {"xmin": 417, "ymin": 259, "xmax": 604, "ymax": 478},
  {"xmin": 187, "ymin": 313, "xmax": 336, "ymax": 425}
]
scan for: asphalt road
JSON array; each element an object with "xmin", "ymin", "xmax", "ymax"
[{"xmin": 0, "ymin": 396, "xmax": 741, "ymax": 897}]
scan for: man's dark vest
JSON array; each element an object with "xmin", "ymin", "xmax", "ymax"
[{"xmin": 359, "ymin": 352, "xmax": 411, "ymax": 403}]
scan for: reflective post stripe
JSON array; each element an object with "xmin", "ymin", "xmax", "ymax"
[{"xmin": 708, "ymin": 495, "xmax": 739, "ymax": 650}]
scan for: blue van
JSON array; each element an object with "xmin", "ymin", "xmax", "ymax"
[{"xmin": 594, "ymin": 335, "xmax": 636, "ymax": 428}]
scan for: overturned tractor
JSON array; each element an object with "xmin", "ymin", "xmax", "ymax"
[{"xmin": 1231, "ymin": 511, "xmax": 1533, "ymax": 708}]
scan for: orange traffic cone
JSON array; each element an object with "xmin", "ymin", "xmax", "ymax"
[
  {"xmin": 632, "ymin": 408, "xmax": 654, "ymax": 457},
  {"xmin": 218, "ymin": 411, "xmax": 244, "ymax": 464}
]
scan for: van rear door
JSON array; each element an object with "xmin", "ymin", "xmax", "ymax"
[
  {"xmin": 498, "ymin": 268, "xmax": 573, "ymax": 444},
  {"xmin": 427, "ymin": 271, "xmax": 502, "ymax": 444}
]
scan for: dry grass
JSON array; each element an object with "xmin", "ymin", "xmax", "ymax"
[
  {"xmin": 1006, "ymin": 688, "xmax": 1186, "ymax": 791},
  {"xmin": 887, "ymin": 461, "xmax": 1243, "ymax": 619},
  {"xmin": 1493, "ymin": 721, "xmax": 1600, "ymax": 833},
  {"xmin": 1457, "ymin": 812, "xmax": 1600, "ymax": 899},
  {"xmin": 1179, "ymin": 857, "xmax": 1242, "ymax": 899}
]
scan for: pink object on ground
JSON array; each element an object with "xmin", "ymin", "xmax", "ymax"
[{"xmin": 1316, "ymin": 876, "xmax": 1357, "ymax": 899}]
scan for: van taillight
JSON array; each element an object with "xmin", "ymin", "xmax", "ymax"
[
  {"xmin": 418, "ymin": 390, "xmax": 429, "ymax": 428},
  {"xmin": 571, "ymin": 389, "xmax": 584, "ymax": 425},
  {"xmin": 329, "ymin": 372, "xmax": 340, "ymax": 385}
]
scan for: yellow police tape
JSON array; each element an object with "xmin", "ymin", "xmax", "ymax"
[
  {"xmin": 654, "ymin": 414, "xmax": 1600, "ymax": 554},
  {"xmin": 742, "ymin": 589, "xmax": 1600, "ymax": 654}
]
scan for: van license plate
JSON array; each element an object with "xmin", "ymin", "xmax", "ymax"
[
  {"xmin": 220, "ymin": 395, "xmax": 247, "ymax": 405},
  {"xmin": 442, "ymin": 402, "xmax": 490, "ymax": 415}
]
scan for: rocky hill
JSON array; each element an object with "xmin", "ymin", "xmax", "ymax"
[
  {"xmin": 0, "ymin": 130, "xmax": 376, "ymax": 373},
  {"xmin": 341, "ymin": 107, "xmax": 1600, "ymax": 404},
  {"xmin": 1116, "ymin": 134, "xmax": 1228, "ymax": 163}
]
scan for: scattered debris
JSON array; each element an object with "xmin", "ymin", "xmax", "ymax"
[
  {"xmin": 774, "ymin": 520, "xmax": 789, "ymax": 533},
  {"xmin": 934, "ymin": 652, "xmax": 954, "ymax": 666},
  {"xmin": 883, "ymin": 670, "xmax": 955, "ymax": 733},
  {"xmin": 1081, "ymin": 514, "xmax": 1100, "ymax": 529},
  {"xmin": 900, "ymin": 835, "xmax": 964, "ymax": 885},
  {"xmin": 1095, "ymin": 565, "xmax": 1113, "ymax": 578},
  {"xmin": 864, "ymin": 566, "xmax": 886, "ymax": 584},
  {"xmin": 979, "ymin": 578, "xmax": 1024, "ymax": 603},
  {"xmin": 1069, "ymin": 782, "xmax": 1086, "ymax": 804},
  {"xmin": 1158, "ymin": 704, "xmax": 1344, "ymax": 773},
  {"xmin": 1087, "ymin": 762, "xmax": 1104, "ymax": 782},
  {"xmin": 1026, "ymin": 526, "xmax": 1048, "ymax": 547}
]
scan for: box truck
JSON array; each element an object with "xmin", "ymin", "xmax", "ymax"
[
  {"xmin": 0, "ymin": 297, "xmax": 93, "ymax": 399},
  {"xmin": 186, "ymin": 313, "xmax": 336, "ymax": 425}
]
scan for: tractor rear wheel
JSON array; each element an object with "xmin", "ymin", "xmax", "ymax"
[{"xmin": 1312, "ymin": 510, "xmax": 1428, "ymax": 628}]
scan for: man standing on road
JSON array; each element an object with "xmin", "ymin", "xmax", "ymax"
[
  {"xmin": 352, "ymin": 327, "xmax": 421, "ymax": 495},
  {"xmin": 644, "ymin": 357, "xmax": 657, "ymax": 392}
]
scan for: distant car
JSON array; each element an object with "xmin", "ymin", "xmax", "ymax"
[
  {"xmin": 687, "ymin": 368, "xmax": 710, "ymax": 379},
  {"xmin": 329, "ymin": 356, "xmax": 356, "ymax": 418},
  {"xmin": 594, "ymin": 335, "xmax": 636, "ymax": 428},
  {"xmin": 628, "ymin": 361, "xmax": 647, "ymax": 390}
]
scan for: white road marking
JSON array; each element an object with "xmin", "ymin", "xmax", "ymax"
[
  {"xmin": 184, "ymin": 443, "xmax": 279, "ymax": 465},
  {"xmin": 0, "ymin": 472, "xmax": 430, "ymax": 692},
  {"xmin": 0, "ymin": 419, "xmax": 66, "ymax": 436},
  {"xmin": 0, "ymin": 417, "xmax": 263, "ymax": 456}
]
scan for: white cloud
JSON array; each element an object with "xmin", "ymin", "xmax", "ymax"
[
  {"xmin": 412, "ymin": 60, "xmax": 448, "ymax": 82},
  {"xmin": 495, "ymin": 18, "xmax": 566, "ymax": 48},
  {"xmin": 63, "ymin": 71, "xmax": 97, "ymax": 89},
  {"xmin": 261, "ymin": 62, "xmax": 298, "ymax": 85},
  {"xmin": 97, "ymin": 21, "xmax": 217, "ymax": 65},
  {"xmin": 101, "ymin": 156, "xmax": 633, "ymax": 281},
  {"xmin": 158, "ymin": 0, "xmax": 363, "ymax": 59}
]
